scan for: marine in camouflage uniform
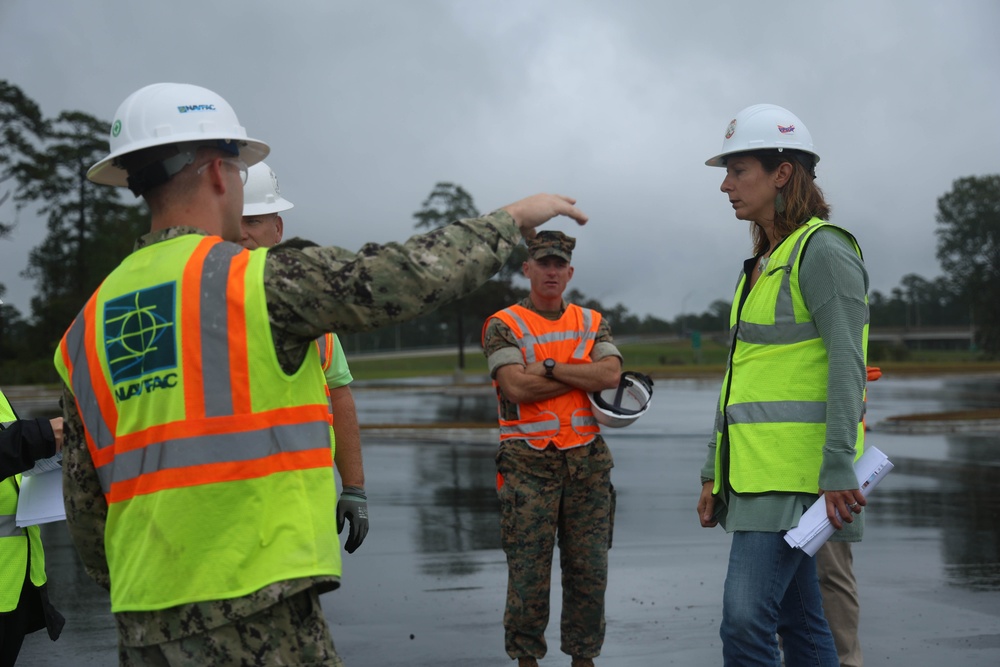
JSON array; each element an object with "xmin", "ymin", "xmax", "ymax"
[
  {"xmin": 60, "ymin": 125, "xmax": 586, "ymax": 666},
  {"xmin": 482, "ymin": 231, "xmax": 622, "ymax": 665}
]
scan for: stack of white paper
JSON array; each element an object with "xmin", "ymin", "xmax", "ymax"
[
  {"xmin": 15, "ymin": 468, "xmax": 66, "ymax": 527},
  {"xmin": 784, "ymin": 446, "xmax": 893, "ymax": 556}
]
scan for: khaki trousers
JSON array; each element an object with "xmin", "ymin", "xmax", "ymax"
[{"xmin": 816, "ymin": 541, "xmax": 862, "ymax": 667}]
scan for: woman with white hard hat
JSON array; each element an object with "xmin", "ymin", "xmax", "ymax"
[{"xmin": 697, "ymin": 104, "xmax": 870, "ymax": 667}]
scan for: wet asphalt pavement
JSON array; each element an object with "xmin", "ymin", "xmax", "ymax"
[{"xmin": 15, "ymin": 374, "xmax": 1000, "ymax": 666}]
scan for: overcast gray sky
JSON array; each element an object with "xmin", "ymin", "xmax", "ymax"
[{"xmin": 1, "ymin": 0, "xmax": 998, "ymax": 323}]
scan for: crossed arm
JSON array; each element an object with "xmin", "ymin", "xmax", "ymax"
[{"xmin": 495, "ymin": 355, "xmax": 622, "ymax": 405}]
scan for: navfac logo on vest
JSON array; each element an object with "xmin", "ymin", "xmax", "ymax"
[{"xmin": 104, "ymin": 283, "xmax": 179, "ymax": 402}]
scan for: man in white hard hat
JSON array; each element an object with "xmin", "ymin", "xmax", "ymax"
[
  {"xmin": 54, "ymin": 81, "xmax": 587, "ymax": 665},
  {"xmin": 241, "ymin": 161, "xmax": 368, "ymax": 555}
]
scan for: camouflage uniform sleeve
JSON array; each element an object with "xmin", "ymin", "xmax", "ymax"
[
  {"xmin": 61, "ymin": 384, "xmax": 111, "ymax": 590},
  {"xmin": 482, "ymin": 316, "xmax": 524, "ymax": 378},
  {"xmin": 592, "ymin": 316, "xmax": 623, "ymax": 363},
  {"xmin": 264, "ymin": 210, "xmax": 521, "ymax": 373}
]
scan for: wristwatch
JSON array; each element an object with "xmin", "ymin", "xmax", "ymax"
[{"xmin": 543, "ymin": 358, "xmax": 556, "ymax": 378}]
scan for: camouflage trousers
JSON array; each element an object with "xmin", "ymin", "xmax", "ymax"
[
  {"xmin": 496, "ymin": 459, "xmax": 614, "ymax": 660},
  {"xmin": 119, "ymin": 588, "xmax": 344, "ymax": 667}
]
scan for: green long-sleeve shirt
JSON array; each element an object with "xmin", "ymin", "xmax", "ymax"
[{"xmin": 701, "ymin": 226, "xmax": 869, "ymax": 540}]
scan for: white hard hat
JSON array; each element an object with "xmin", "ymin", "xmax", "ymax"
[
  {"xmin": 87, "ymin": 82, "xmax": 269, "ymax": 189},
  {"xmin": 589, "ymin": 371, "xmax": 654, "ymax": 429},
  {"xmin": 242, "ymin": 162, "xmax": 294, "ymax": 216},
  {"xmin": 705, "ymin": 104, "xmax": 819, "ymax": 168}
]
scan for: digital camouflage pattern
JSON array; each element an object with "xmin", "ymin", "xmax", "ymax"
[
  {"xmin": 526, "ymin": 230, "xmax": 576, "ymax": 262},
  {"xmin": 60, "ymin": 210, "xmax": 524, "ymax": 653},
  {"xmin": 484, "ymin": 297, "xmax": 621, "ymax": 661},
  {"xmin": 119, "ymin": 588, "xmax": 344, "ymax": 666},
  {"xmin": 496, "ymin": 442, "xmax": 615, "ymax": 660},
  {"xmin": 265, "ymin": 211, "xmax": 522, "ymax": 373}
]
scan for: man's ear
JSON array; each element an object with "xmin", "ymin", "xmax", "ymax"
[
  {"xmin": 275, "ymin": 215, "xmax": 284, "ymax": 243},
  {"xmin": 203, "ymin": 158, "xmax": 228, "ymax": 193}
]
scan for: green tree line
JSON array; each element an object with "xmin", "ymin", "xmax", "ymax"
[{"xmin": 2, "ymin": 79, "xmax": 999, "ymax": 384}]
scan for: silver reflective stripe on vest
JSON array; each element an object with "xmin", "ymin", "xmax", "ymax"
[
  {"xmin": 726, "ymin": 400, "xmax": 827, "ymax": 425},
  {"xmin": 501, "ymin": 307, "xmax": 598, "ymax": 363},
  {"xmin": 775, "ymin": 230, "xmax": 810, "ymax": 322},
  {"xmin": 0, "ymin": 513, "xmax": 23, "ymax": 538},
  {"xmin": 64, "ymin": 316, "xmax": 116, "ymax": 452},
  {"xmin": 738, "ymin": 228, "xmax": 823, "ymax": 345},
  {"xmin": 97, "ymin": 420, "xmax": 331, "ymax": 493},
  {"xmin": 738, "ymin": 318, "xmax": 819, "ymax": 345},
  {"xmin": 200, "ymin": 243, "xmax": 243, "ymax": 418},
  {"xmin": 571, "ymin": 408, "xmax": 598, "ymax": 433},
  {"xmin": 500, "ymin": 414, "xmax": 560, "ymax": 439}
]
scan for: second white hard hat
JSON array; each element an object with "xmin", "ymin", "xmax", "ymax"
[
  {"xmin": 705, "ymin": 103, "xmax": 819, "ymax": 168},
  {"xmin": 589, "ymin": 372, "xmax": 654, "ymax": 429},
  {"xmin": 88, "ymin": 82, "xmax": 269, "ymax": 188},
  {"xmin": 243, "ymin": 162, "xmax": 294, "ymax": 216}
]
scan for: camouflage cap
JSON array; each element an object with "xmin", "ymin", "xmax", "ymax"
[{"xmin": 527, "ymin": 230, "xmax": 575, "ymax": 262}]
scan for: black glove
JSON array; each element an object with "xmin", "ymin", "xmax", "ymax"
[{"xmin": 337, "ymin": 486, "xmax": 369, "ymax": 554}]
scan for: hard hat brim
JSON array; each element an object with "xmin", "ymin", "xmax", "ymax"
[
  {"xmin": 705, "ymin": 146, "xmax": 820, "ymax": 169},
  {"xmin": 243, "ymin": 199, "xmax": 294, "ymax": 217},
  {"xmin": 87, "ymin": 137, "xmax": 270, "ymax": 187}
]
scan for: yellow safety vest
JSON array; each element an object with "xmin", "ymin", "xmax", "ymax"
[
  {"xmin": 0, "ymin": 390, "xmax": 46, "ymax": 612},
  {"xmin": 484, "ymin": 304, "xmax": 601, "ymax": 450},
  {"xmin": 713, "ymin": 219, "xmax": 868, "ymax": 495},
  {"xmin": 54, "ymin": 234, "xmax": 340, "ymax": 612}
]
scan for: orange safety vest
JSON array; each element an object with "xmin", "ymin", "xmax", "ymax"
[
  {"xmin": 54, "ymin": 234, "xmax": 339, "ymax": 611},
  {"xmin": 484, "ymin": 304, "xmax": 601, "ymax": 450}
]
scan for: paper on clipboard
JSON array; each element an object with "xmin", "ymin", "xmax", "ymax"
[
  {"xmin": 15, "ymin": 467, "xmax": 66, "ymax": 527},
  {"xmin": 783, "ymin": 445, "xmax": 893, "ymax": 556}
]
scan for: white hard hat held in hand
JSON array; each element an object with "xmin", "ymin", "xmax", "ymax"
[{"xmin": 589, "ymin": 371, "xmax": 654, "ymax": 428}]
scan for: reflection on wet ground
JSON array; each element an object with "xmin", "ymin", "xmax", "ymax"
[
  {"xmin": 15, "ymin": 375, "xmax": 1000, "ymax": 665},
  {"xmin": 865, "ymin": 375, "xmax": 1000, "ymax": 596}
]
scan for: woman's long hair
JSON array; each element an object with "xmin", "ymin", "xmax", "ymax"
[{"xmin": 748, "ymin": 149, "xmax": 831, "ymax": 256}]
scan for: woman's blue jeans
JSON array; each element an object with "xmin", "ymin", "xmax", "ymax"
[{"xmin": 721, "ymin": 531, "xmax": 839, "ymax": 666}]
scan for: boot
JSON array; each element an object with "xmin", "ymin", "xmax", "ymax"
[
  {"xmin": 571, "ymin": 658, "xmax": 595, "ymax": 667},
  {"xmin": 518, "ymin": 659, "xmax": 539, "ymax": 667}
]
